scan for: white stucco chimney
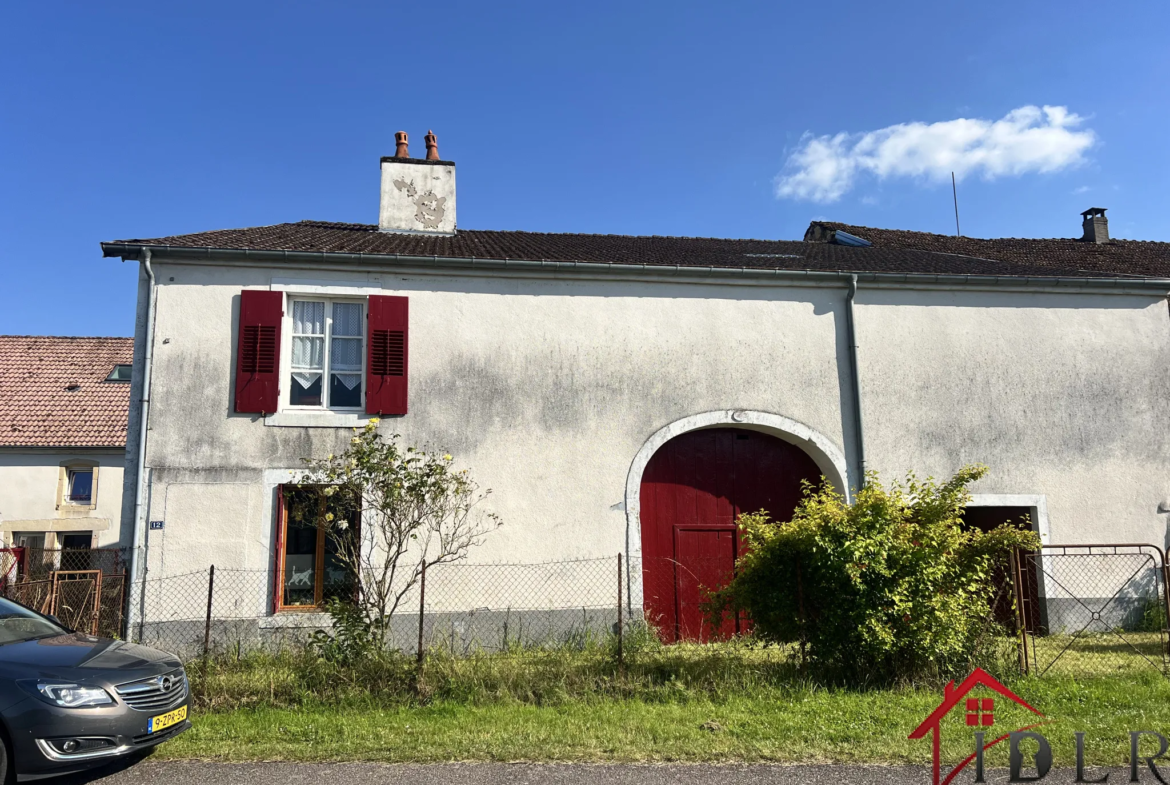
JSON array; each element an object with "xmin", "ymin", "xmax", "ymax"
[
  {"xmin": 379, "ymin": 130, "xmax": 456, "ymax": 235},
  {"xmin": 1080, "ymin": 207, "xmax": 1109, "ymax": 244}
]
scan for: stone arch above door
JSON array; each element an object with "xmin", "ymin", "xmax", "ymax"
[
  {"xmin": 623, "ymin": 411, "xmax": 849, "ymax": 640},
  {"xmin": 625, "ymin": 411, "xmax": 849, "ymax": 548}
]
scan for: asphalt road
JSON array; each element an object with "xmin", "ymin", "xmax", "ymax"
[{"xmin": 52, "ymin": 761, "xmax": 1100, "ymax": 785}]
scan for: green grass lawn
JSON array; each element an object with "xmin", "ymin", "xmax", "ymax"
[{"xmin": 163, "ymin": 671, "xmax": 1170, "ymax": 766}]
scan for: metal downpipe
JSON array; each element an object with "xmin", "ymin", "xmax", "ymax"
[
  {"xmin": 846, "ymin": 275, "xmax": 867, "ymax": 488},
  {"xmin": 127, "ymin": 249, "xmax": 156, "ymax": 641}
]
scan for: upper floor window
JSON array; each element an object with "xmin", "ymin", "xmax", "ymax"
[
  {"xmin": 57, "ymin": 463, "xmax": 98, "ymax": 510},
  {"xmin": 66, "ymin": 468, "xmax": 93, "ymax": 504},
  {"xmin": 234, "ymin": 290, "xmax": 408, "ymax": 417},
  {"xmin": 289, "ymin": 299, "xmax": 365, "ymax": 410}
]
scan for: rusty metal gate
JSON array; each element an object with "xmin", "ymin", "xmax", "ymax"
[
  {"xmin": 3, "ymin": 570, "xmax": 127, "ymax": 638},
  {"xmin": 1012, "ymin": 544, "xmax": 1170, "ymax": 676},
  {"xmin": 0, "ymin": 548, "xmax": 128, "ymax": 639}
]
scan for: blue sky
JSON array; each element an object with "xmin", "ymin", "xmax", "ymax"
[{"xmin": 2, "ymin": 0, "xmax": 1168, "ymax": 336}]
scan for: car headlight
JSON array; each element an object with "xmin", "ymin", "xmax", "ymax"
[{"xmin": 30, "ymin": 683, "xmax": 114, "ymax": 708}]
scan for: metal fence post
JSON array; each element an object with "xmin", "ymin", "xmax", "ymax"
[
  {"xmin": 1009, "ymin": 550, "xmax": 1030, "ymax": 676},
  {"xmin": 1163, "ymin": 563, "xmax": 1170, "ymax": 634},
  {"xmin": 202, "ymin": 565, "xmax": 215, "ymax": 663},
  {"xmin": 617, "ymin": 553, "xmax": 624, "ymax": 671},
  {"xmin": 796, "ymin": 557, "xmax": 807, "ymax": 669},
  {"xmin": 416, "ymin": 559, "xmax": 427, "ymax": 670}
]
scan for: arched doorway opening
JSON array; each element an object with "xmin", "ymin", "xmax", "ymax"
[{"xmin": 639, "ymin": 427, "xmax": 822, "ymax": 642}]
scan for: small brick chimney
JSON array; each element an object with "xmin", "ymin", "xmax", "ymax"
[
  {"xmin": 379, "ymin": 130, "xmax": 456, "ymax": 235},
  {"xmin": 1081, "ymin": 207, "xmax": 1109, "ymax": 244}
]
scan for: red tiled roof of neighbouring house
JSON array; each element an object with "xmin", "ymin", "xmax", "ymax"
[
  {"xmin": 805, "ymin": 221, "xmax": 1170, "ymax": 278},
  {"xmin": 101, "ymin": 220, "xmax": 1170, "ymax": 280},
  {"xmin": 0, "ymin": 336, "xmax": 134, "ymax": 448}
]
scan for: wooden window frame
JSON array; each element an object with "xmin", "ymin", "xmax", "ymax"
[{"xmin": 273, "ymin": 485, "xmax": 360, "ymax": 613}]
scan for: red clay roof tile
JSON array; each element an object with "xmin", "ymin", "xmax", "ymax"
[{"xmin": 0, "ymin": 336, "xmax": 133, "ymax": 448}]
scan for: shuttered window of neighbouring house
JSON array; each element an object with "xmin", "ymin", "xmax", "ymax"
[
  {"xmin": 235, "ymin": 290, "xmax": 283, "ymax": 414},
  {"xmin": 365, "ymin": 295, "xmax": 408, "ymax": 415}
]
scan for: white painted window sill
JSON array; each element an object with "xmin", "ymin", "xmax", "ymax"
[
  {"xmin": 264, "ymin": 411, "xmax": 373, "ymax": 428},
  {"xmin": 258, "ymin": 612, "xmax": 334, "ymax": 629}
]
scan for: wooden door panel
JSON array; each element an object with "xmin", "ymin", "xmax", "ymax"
[
  {"xmin": 640, "ymin": 428, "xmax": 822, "ymax": 643},
  {"xmin": 674, "ymin": 528, "xmax": 736, "ymax": 642}
]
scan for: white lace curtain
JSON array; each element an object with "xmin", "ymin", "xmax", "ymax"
[
  {"xmin": 331, "ymin": 303, "xmax": 362, "ymax": 390},
  {"xmin": 290, "ymin": 301, "xmax": 364, "ymax": 392},
  {"xmin": 292, "ymin": 301, "xmax": 325, "ymax": 390}
]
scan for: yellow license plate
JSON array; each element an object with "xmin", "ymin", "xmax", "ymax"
[{"xmin": 148, "ymin": 705, "xmax": 187, "ymax": 734}]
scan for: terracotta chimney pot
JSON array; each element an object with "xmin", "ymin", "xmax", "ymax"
[
  {"xmin": 394, "ymin": 131, "xmax": 409, "ymax": 158},
  {"xmin": 425, "ymin": 129, "xmax": 439, "ymax": 160}
]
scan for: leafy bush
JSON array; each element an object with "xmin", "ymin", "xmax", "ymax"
[
  {"xmin": 706, "ymin": 465, "xmax": 1039, "ymax": 683},
  {"xmin": 1134, "ymin": 597, "xmax": 1168, "ymax": 633},
  {"xmin": 309, "ymin": 598, "xmax": 382, "ymax": 665}
]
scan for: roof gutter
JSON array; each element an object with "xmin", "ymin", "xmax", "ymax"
[{"xmin": 100, "ymin": 243, "xmax": 1170, "ymax": 295}]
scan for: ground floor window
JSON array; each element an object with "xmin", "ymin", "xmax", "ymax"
[
  {"xmin": 275, "ymin": 485, "xmax": 358, "ymax": 611},
  {"xmin": 9, "ymin": 531, "xmax": 94, "ymax": 575}
]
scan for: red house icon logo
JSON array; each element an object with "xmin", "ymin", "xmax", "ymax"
[{"xmin": 908, "ymin": 668, "xmax": 1047, "ymax": 785}]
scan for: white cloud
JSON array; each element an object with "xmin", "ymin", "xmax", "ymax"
[
  {"xmin": 1072, "ymin": 185, "xmax": 1090, "ymax": 194},
  {"xmin": 774, "ymin": 106, "xmax": 1096, "ymax": 203}
]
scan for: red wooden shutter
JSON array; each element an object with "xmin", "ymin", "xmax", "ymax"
[
  {"xmin": 235, "ymin": 290, "xmax": 283, "ymax": 414},
  {"xmin": 366, "ymin": 295, "xmax": 408, "ymax": 415}
]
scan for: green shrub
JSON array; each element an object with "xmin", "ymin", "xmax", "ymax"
[
  {"xmin": 1134, "ymin": 597, "xmax": 1168, "ymax": 633},
  {"xmin": 309, "ymin": 598, "xmax": 382, "ymax": 665},
  {"xmin": 706, "ymin": 465, "xmax": 1039, "ymax": 684}
]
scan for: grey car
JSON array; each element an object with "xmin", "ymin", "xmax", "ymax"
[{"xmin": 0, "ymin": 596, "xmax": 189, "ymax": 781}]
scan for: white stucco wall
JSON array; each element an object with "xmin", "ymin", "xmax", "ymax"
[
  {"xmin": 856, "ymin": 288, "xmax": 1170, "ymax": 549},
  {"xmin": 129, "ymin": 258, "xmax": 1170, "ymax": 610},
  {"xmin": 0, "ymin": 450, "xmax": 125, "ymax": 548}
]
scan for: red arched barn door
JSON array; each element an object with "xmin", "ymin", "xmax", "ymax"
[{"xmin": 639, "ymin": 428, "xmax": 822, "ymax": 642}]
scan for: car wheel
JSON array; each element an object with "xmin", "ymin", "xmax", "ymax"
[{"xmin": 0, "ymin": 733, "xmax": 11, "ymax": 785}]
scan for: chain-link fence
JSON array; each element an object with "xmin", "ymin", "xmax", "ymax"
[
  {"xmin": 1016, "ymin": 544, "xmax": 1170, "ymax": 676},
  {"xmin": 0, "ymin": 542, "xmax": 1160, "ymax": 681}
]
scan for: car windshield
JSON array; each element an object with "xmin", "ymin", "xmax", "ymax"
[{"xmin": 0, "ymin": 598, "xmax": 66, "ymax": 644}]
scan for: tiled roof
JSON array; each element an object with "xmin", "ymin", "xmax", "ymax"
[
  {"xmin": 806, "ymin": 221, "xmax": 1170, "ymax": 278},
  {"xmin": 102, "ymin": 220, "xmax": 1170, "ymax": 280},
  {"xmin": 0, "ymin": 336, "xmax": 134, "ymax": 448}
]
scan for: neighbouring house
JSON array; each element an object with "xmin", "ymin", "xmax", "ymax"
[
  {"xmin": 0, "ymin": 336, "xmax": 133, "ymax": 573},
  {"xmin": 98, "ymin": 133, "xmax": 1170, "ymax": 645}
]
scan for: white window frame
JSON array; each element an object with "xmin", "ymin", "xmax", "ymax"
[
  {"xmin": 66, "ymin": 468, "xmax": 95, "ymax": 504},
  {"xmin": 56, "ymin": 462, "xmax": 98, "ymax": 511},
  {"xmin": 281, "ymin": 296, "xmax": 367, "ymax": 413}
]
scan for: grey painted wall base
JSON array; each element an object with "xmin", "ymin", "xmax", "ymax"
[{"xmin": 135, "ymin": 608, "xmax": 625, "ymax": 661}]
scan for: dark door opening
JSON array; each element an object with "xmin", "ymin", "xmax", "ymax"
[{"xmin": 961, "ymin": 506, "xmax": 1040, "ymax": 632}]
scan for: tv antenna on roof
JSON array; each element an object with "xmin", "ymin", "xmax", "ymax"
[{"xmin": 951, "ymin": 172, "xmax": 961, "ymax": 237}]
